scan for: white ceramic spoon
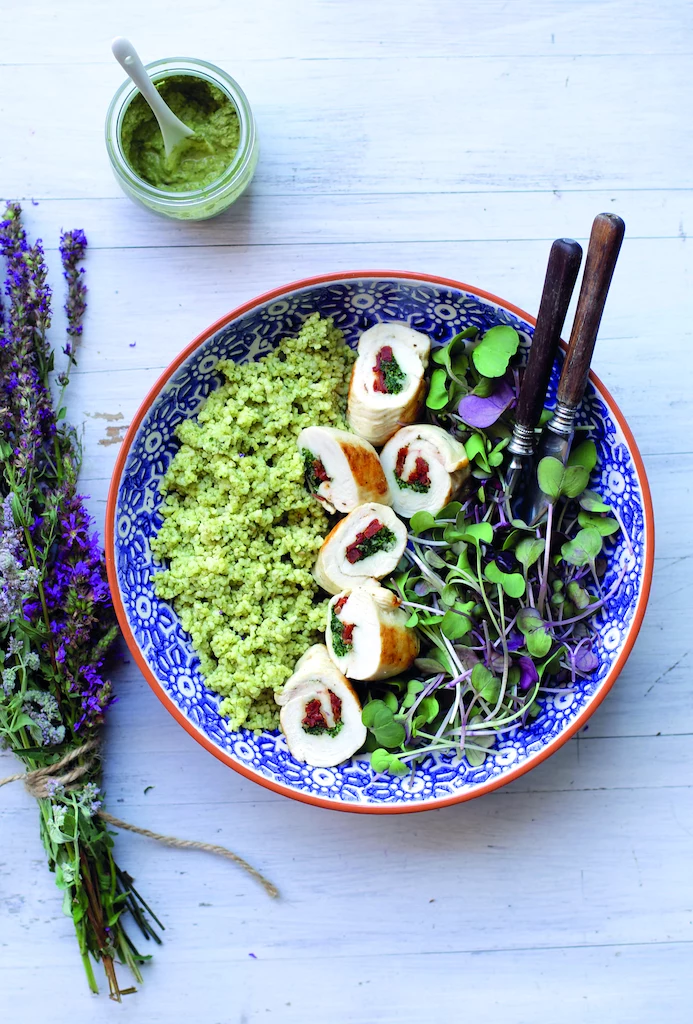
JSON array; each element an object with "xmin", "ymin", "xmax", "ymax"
[{"xmin": 111, "ymin": 37, "xmax": 195, "ymax": 159}]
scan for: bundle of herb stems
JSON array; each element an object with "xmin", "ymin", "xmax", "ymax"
[
  {"xmin": 0, "ymin": 203, "xmax": 159, "ymax": 998},
  {"xmin": 360, "ymin": 325, "xmax": 633, "ymax": 776}
]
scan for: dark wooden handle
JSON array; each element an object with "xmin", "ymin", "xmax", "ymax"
[
  {"xmin": 516, "ymin": 237, "xmax": 583, "ymax": 429},
  {"xmin": 557, "ymin": 213, "xmax": 625, "ymax": 408}
]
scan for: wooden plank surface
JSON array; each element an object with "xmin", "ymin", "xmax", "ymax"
[{"xmin": 1, "ymin": 1, "xmax": 692, "ymax": 1021}]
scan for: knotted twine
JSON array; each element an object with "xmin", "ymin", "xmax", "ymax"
[{"xmin": 0, "ymin": 737, "xmax": 279, "ymax": 899}]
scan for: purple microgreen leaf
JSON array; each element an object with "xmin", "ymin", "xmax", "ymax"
[
  {"xmin": 517, "ymin": 656, "xmax": 539, "ymax": 690},
  {"xmin": 575, "ymin": 647, "xmax": 599, "ymax": 673},
  {"xmin": 458, "ymin": 378, "xmax": 514, "ymax": 428}
]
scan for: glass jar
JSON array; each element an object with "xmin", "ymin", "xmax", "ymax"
[{"xmin": 105, "ymin": 58, "xmax": 258, "ymax": 220}]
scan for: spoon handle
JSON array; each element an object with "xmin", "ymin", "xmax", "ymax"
[
  {"xmin": 515, "ymin": 237, "xmax": 583, "ymax": 430},
  {"xmin": 111, "ymin": 37, "xmax": 194, "ymax": 138},
  {"xmin": 556, "ymin": 213, "xmax": 625, "ymax": 409}
]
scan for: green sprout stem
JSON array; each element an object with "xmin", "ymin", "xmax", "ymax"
[
  {"xmin": 537, "ymin": 500, "xmax": 554, "ymax": 614},
  {"xmin": 488, "ymin": 586, "xmax": 510, "ymax": 719}
]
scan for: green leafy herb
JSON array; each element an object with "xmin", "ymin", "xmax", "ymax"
[
  {"xmin": 517, "ymin": 607, "xmax": 553, "ymax": 658},
  {"xmin": 371, "ymin": 748, "xmax": 409, "ymax": 776},
  {"xmin": 380, "ymin": 351, "xmax": 407, "ymax": 394},
  {"xmin": 577, "ymin": 510, "xmax": 621, "ymax": 536},
  {"xmin": 304, "ymin": 720, "xmax": 344, "ymax": 738},
  {"xmin": 568, "ymin": 440, "xmax": 598, "ymax": 472},
  {"xmin": 440, "ymin": 604, "xmax": 475, "ymax": 640},
  {"xmin": 461, "ymin": 521, "xmax": 494, "ymax": 546},
  {"xmin": 425, "ymin": 368, "xmax": 450, "ymax": 410},
  {"xmin": 471, "ymin": 325, "xmax": 520, "ymax": 378},
  {"xmin": 471, "ymin": 664, "xmax": 500, "ymax": 702},
  {"xmin": 515, "ymin": 537, "xmax": 545, "ymax": 570},
  {"xmin": 537, "ymin": 457, "xmax": 590, "ymax": 503},
  {"xmin": 410, "ymin": 511, "xmax": 437, "ymax": 535},
  {"xmin": 330, "ymin": 608, "xmax": 353, "ymax": 658},
  {"xmin": 431, "ymin": 328, "xmax": 476, "ymax": 378},
  {"xmin": 566, "ymin": 581, "xmax": 590, "ymax": 610},
  {"xmin": 485, "ymin": 560, "xmax": 526, "ymax": 598},
  {"xmin": 560, "ymin": 528, "xmax": 603, "ymax": 568},
  {"xmin": 580, "ymin": 490, "xmax": 612, "ymax": 513},
  {"xmin": 352, "ymin": 525, "xmax": 397, "ymax": 560},
  {"xmin": 361, "ymin": 700, "xmax": 406, "ymax": 748},
  {"xmin": 301, "ymin": 447, "xmax": 328, "ymax": 495}
]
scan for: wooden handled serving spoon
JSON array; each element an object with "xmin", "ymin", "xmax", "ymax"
[
  {"xmin": 523, "ymin": 212, "xmax": 626, "ymax": 524},
  {"xmin": 505, "ymin": 237, "xmax": 583, "ymax": 498}
]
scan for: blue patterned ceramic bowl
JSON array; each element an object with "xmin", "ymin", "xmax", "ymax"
[{"xmin": 106, "ymin": 272, "xmax": 654, "ymax": 813}]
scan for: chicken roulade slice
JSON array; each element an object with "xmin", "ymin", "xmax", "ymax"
[
  {"xmin": 313, "ymin": 502, "xmax": 408, "ymax": 595},
  {"xmin": 275, "ymin": 645, "xmax": 367, "ymax": 767},
  {"xmin": 297, "ymin": 426, "xmax": 391, "ymax": 514},
  {"xmin": 347, "ymin": 323, "xmax": 431, "ymax": 446},
  {"xmin": 326, "ymin": 586, "xmax": 419, "ymax": 681},
  {"xmin": 380, "ymin": 424, "xmax": 470, "ymax": 518}
]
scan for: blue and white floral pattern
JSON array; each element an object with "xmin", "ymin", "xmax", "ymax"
[{"xmin": 113, "ymin": 277, "xmax": 650, "ymax": 809}]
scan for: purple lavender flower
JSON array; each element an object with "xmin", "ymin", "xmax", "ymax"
[
  {"xmin": 77, "ymin": 781, "xmax": 102, "ymax": 816},
  {"xmin": 0, "ymin": 493, "xmax": 40, "ymax": 624},
  {"xmin": 0, "ymin": 206, "xmax": 56, "ymax": 479},
  {"xmin": 23, "ymin": 688, "xmax": 65, "ymax": 745},
  {"xmin": 60, "ymin": 229, "xmax": 87, "ymax": 363}
]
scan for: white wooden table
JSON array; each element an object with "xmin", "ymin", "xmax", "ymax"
[{"xmin": 1, "ymin": 2, "xmax": 692, "ymax": 1020}]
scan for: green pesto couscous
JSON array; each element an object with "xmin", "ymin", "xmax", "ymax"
[{"xmin": 151, "ymin": 314, "xmax": 355, "ymax": 730}]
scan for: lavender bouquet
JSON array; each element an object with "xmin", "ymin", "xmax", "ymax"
[{"xmin": 0, "ymin": 203, "xmax": 161, "ymax": 998}]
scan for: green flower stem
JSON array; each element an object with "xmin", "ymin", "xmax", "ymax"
[{"xmin": 21, "ymin": 524, "xmax": 62, "ymax": 698}]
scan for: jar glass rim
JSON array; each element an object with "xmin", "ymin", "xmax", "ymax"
[{"xmin": 105, "ymin": 58, "xmax": 256, "ymax": 203}]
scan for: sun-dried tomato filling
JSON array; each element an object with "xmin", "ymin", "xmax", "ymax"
[
  {"xmin": 345, "ymin": 518, "xmax": 396, "ymax": 563},
  {"xmin": 301, "ymin": 448, "xmax": 330, "ymax": 496},
  {"xmin": 394, "ymin": 446, "xmax": 431, "ymax": 493},
  {"xmin": 331, "ymin": 601, "xmax": 355, "ymax": 657},
  {"xmin": 372, "ymin": 346, "xmax": 406, "ymax": 395},
  {"xmin": 301, "ymin": 691, "xmax": 343, "ymax": 734}
]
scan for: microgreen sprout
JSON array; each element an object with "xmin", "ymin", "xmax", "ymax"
[{"xmin": 360, "ymin": 323, "xmax": 629, "ymax": 776}]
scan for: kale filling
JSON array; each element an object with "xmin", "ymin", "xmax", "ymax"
[
  {"xmin": 347, "ymin": 525, "xmax": 396, "ymax": 562},
  {"xmin": 381, "ymin": 354, "xmax": 406, "ymax": 394},
  {"xmin": 394, "ymin": 472, "xmax": 430, "ymax": 494},
  {"xmin": 301, "ymin": 692, "xmax": 344, "ymax": 736},
  {"xmin": 301, "ymin": 447, "xmax": 330, "ymax": 495},
  {"xmin": 394, "ymin": 447, "xmax": 431, "ymax": 493},
  {"xmin": 331, "ymin": 608, "xmax": 354, "ymax": 658},
  {"xmin": 304, "ymin": 721, "xmax": 344, "ymax": 737},
  {"xmin": 373, "ymin": 345, "xmax": 407, "ymax": 395}
]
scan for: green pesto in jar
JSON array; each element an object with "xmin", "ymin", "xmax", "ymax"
[{"xmin": 120, "ymin": 74, "xmax": 240, "ymax": 191}]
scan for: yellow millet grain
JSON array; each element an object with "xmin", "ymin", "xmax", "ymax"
[{"xmin": 151, "ymin": 314, "xmax": 355, "ymax": 730}]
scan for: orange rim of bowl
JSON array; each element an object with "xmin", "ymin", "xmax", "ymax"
[{"xmin": 105, "ymin": 269, "xmax": 655, "ymax": 814}]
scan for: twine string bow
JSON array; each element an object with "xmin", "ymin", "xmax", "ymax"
[{"xmin": 0, "ymin": 739, "xmax": 279, "ymax": 899}]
